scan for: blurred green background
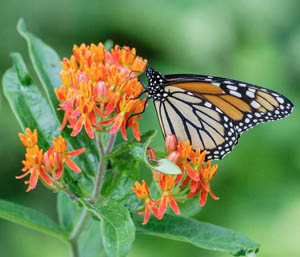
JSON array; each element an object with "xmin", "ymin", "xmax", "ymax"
[{"xmin": 1, "ymin": 0, "xmax": 300, "ymax": 256}]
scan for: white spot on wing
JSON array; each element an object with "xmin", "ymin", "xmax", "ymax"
[
  {"xmin": 204, "ymin": 102, "xmax": 212, "ymax": 108},
  {"xmin": 230, "ymin": 90, "xmax": 242, "ymax": 98},
  {"xmin": 246, "ymin": 91, "xmax": 255, "ymax": 98},
  {"xmin": 250, "ymin": 101, "xmax": 261, "ymax": 108},
  {"xmin": 227, "ymin": 85, "xmax": 238, "ymax": 90},
  {"xmin": 276, "ymin": 97, "xmax": 284, "ymax": 104}
]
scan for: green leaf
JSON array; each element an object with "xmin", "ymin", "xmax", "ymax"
[
  {"xmin": 17, "ymin": 18, "xmax": 62, "ymax": 115},
  {"xmin": 57, "ymin": 191, "xmax": 83, "ymax": 233},
  {"xmin": 133, "ymin": 213, "xmax": 259, "ymax": 256},
  {"xmin": 78, "ymin": 218, "xmax": 106, "ymax": 257},
  {"xmin": 152, "ymin": 158, "xmax": 181, "ymax": 175},
  {"xmin": 130, "ymin": 130, "xmax": 180, "ymax": 175},
  {"xmin": 105, "ymin": 142, "xmax": 130, "ymax": 160},
  {"xmin": 99, "ymin": 201, "xmax": 135, "ymax": 257},
  {"xmin": 2, "ymin": 53, "xmax": 60, "ymax": 149},
  {"xmin": 0, "ymin": 199, "xmax": 67, "ymax": 241},
  {"xmin": 17, "ymin": 18, "xmax": 99, "ymax": 177},
  {"xmin": 78, "ymin": 199, "xmax": 135, "ymax": 257}
]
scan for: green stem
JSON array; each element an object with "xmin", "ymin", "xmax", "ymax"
[
  {"xmin": 67, "ymin": 133, "xmax": 116, "ymax": 257},
  {"xmin": 105, "ymin": 133, "xmax": 116, "ymax": 154},
  {"xmin": 69, "ymin": 208, "xmax": 88, "ymax": 240},
  {"xmin": 90, "ymin": 133, "xmax": 106, "ymax": 203},
  {"xmin": 70, "ymin": 239, "xmax": 80, "ymax": 257}
]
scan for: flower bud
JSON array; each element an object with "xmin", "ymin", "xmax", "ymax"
[
  {"xmin": 167, "ymin": 151, "xmax": 180, "ymax": 164},
  {"xmin": 165, "ymin": 134, "xmax": 177, "ymax": 154},
  {"xmin": 95, "ymin": 81, "xmax": 108, "ymax": 103},
  {"xmin": 146, "ymin": 147, "xmax": 156, "ymax": 160}
]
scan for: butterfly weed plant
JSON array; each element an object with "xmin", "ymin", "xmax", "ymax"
[{"xmin": 0, "ymin": 19, "xmax": 261, "ymax": 257}]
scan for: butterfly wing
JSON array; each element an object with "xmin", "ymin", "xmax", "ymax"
[
  {"xmin": 153, "ymin": 86, "xmax": 239, "ymax": 160},
  {"xmin": 164, "ymin": 74, "xmax": 294, "ymax": 134}
]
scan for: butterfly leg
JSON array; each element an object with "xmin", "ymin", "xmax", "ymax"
[{"xmin": 126, "ymin": 96, "xmax": 150, "ymax": 128}]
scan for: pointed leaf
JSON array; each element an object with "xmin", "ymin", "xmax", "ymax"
[
  {"xmin": 152, "ymin": 158, "xmax": 181, "ymax": 175},
  {"xmin": 17, "ymin": 18, "xmax": 62, "ymax": 114},
  {"xmin": 0, "ymin": 199, "xmax": 67, "ymax": 241},
  {"xmin": 133, "ymin": 213, "xmax": 259, "ymax": 256}
]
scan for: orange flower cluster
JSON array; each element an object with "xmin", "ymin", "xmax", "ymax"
[
  {"xmin": 55, "ymin": 43, "xmax": 147, "ymax": 140},
  {"xmin": 17, "ymin": 128, "xmax": 86, "ymax": 192},
  {"xmin": 132, "ymin": 135, "xmax": 219, "ymax": 224}
]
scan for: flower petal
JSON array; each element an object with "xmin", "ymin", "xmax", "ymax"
[
  {"xmin": 67, "ymin": 147, "xmax": 86, "ymax": 156},
  {"xmin": 168, "ymin": 194, "xmax": 181, "ymax": 215},
  {"xmin": 65, "ymin": 157, "xmax": 82, "ymax": 173}
]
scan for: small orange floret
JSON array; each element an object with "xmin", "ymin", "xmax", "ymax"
[
  {"xmin": 16, "ymin": 145, "xmax": 52, "ymax": 192},
  {"xmin": 158, "ymin": 174, "xmax": 180, "ymax": 217},
  {"xmin": 52, "ymin": 135, "xmax": 86, "ymax": 173},
  {"xmin": 19, "ymin": 128, "xmax": 38, "ymax": 148},
  {"xmin": 132, "ymin": 180, "xmax": 161, "ymax": 225}
]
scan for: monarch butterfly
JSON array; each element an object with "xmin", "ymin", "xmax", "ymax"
[
  {"xmin": 130, "ymin": 65, "xmax": 294, "ymax": 161},
  {"xmin": 119, "ymin": 45, "xmax": 293, "ymax": 160}
]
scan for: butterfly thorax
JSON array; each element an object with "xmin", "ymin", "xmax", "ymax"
[{"xmin": 146, "ymin": 68, "xmax": 169, "ymax": 101}]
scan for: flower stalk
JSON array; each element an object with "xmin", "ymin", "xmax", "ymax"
[
  {"xmin": 90, "ymin": 133, "xmax": 107, "ymax": 203},
  {"xmin": 68, "ymin": 132, "xmax": 116, "ymax": 255}
]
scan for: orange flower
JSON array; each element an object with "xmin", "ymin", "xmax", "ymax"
[
  {"xmin": 43, "ymin": 147, "xmax": 63, "ymax": 180},
  {"xmin": 174, "ymin": 140, "xmax": 193, "ymax": 183},
  {"xmin": 16, "ymin": 145, "xmax": 52, "ymax": 192},
  {"xmin": 57, "ymin": 43, "xmax": 147, "ymax": 140},
  {"xmin": 132, "ymin": 180, "xmax": 161, "ymax": 225},
  {"xmin": 187, "ymin": 161, "xmax": 219, "ymax": 206},
  {"xmin": 158, "ymin": 174, "xmax": 180, "ymax": 217},
  {"xmin": 19, "ymin": 128, "xmax": 38, "ymax": 148},
  {"xmin": 17, "ymin": 128, "xmax": 86, "ymax": 192},
  {"xmin": 52, "ymin": 136, "xmax": 86, "ymax": 173}
]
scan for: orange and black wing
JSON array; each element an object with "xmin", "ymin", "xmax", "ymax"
[{"xmin": 153, "ymin": 74, "xmax": 293, "ymax": 160}]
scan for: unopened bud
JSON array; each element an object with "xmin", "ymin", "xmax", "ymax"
[
  {"xmin": 165, "ymin": 134, "xmax": 177, "ymax": 154},
  {"xmin": 146, "ymin": 147, "xmax": 156, "ymax": 160},
  {"xmin": 95, "ymin": 81, "xmax": 108, "ymax": 103}
]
